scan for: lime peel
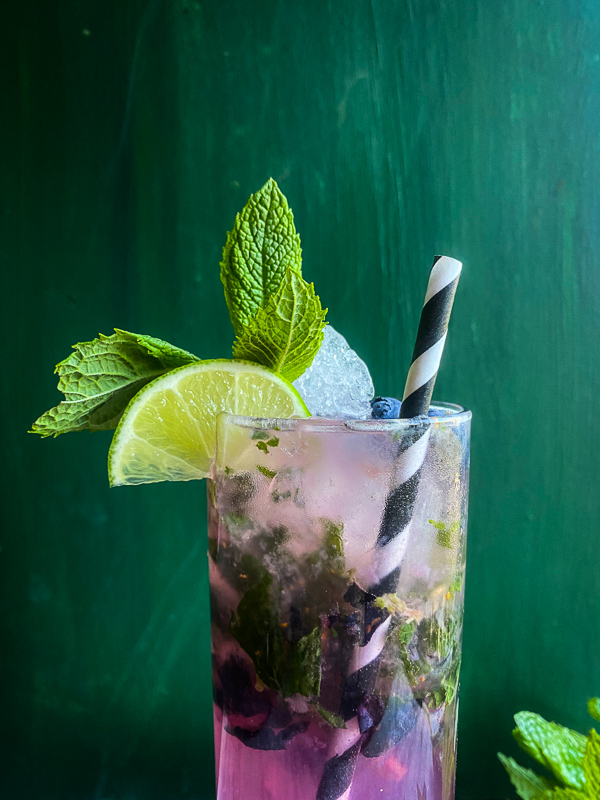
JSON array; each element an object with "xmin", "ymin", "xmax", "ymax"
[{"xmin": 108, "ymin": 360, "xmax": 309, "ymax": 487}]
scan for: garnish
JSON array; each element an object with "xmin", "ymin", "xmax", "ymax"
[
  {"xmin": 232, "ymin": 266, "xmax": 327, "ymax": 381},
  {"xmin": 30, "ymin": 329, "xmax": 198, "ymax": 437},
  {"xmin": 220, "ymin": 177, "xmax": 302, "ymax": 335},
  {"xmin": 498, "ymin": 697, "xmax": 600, "ymax": 799},
  {"xmin": 31, "ymin": 179, "xmax": 323, "ymax": 483}
]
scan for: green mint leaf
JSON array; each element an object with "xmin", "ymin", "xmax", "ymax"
[
  {"xmin": 221, "ymin": 178, "xmax": 302, "ymax": 335},
  {"xmin": 257, "ymin": 465, "xmax": 277, "ymax": 480},
  {"xmin": 583, "ymin": 729, "xmax": 600, "ymax": 797},
  {"xmin": 315, "ymin": 705, "xmax": 346, "ymax": 729},
  {"xmin": 230, "ymin": 572, "xmax": 283, "ymax": 691},
  {"xmin": 399, "ymin": 620, "xmax": 417, "ymax": 646},
  {"xmin": 497, "ymin": 753, "xmax": 556, "ymax": 800},
  {"xmin": 30, "ymin": 329, "xmax": 199, "ymax": 437},
  {"xmin": 448, "ymin": 574, "xmax": 463, "ymax": 598},
  {"xmin": 588, "ymin": 698, "xmax": 600, "ymax": 724},
  {"xmin": 429, "ymin": 519, "xmax": 461, "ymax": 549},
  {"xmin": 230, "ymin": 572, "xmax": 322, "ymax": 698},
  {"xmin": 232, "ymin": 267, "xmax": 327, "ymax": 382},
  {"xmin": 512, "ymin": 712, "xmax": 587, "ymax": 789},
  {"xmin": 537, "ymin": 791, "xmax": 588, "ymax": 800},
  {"xmin": 281, "ymin": 626, "xmax": 322, "ymax": 698}
]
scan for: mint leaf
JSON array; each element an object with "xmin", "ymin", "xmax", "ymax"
[
  {"xmin": 512, "ymin": 712, "xmax": 587, "ymax": 789},
  {"xmin": 257, "ymin": 465, "xmax": 277, "ymax": 480},
  {"xmin": 583, "ymin": 729, "xmax": 600, "ymax": 797},
  {"xmin": 230, "ymin": 572, "xmax": 322, "ymax": 698},
  {"xmin": 230, "ymin": 572, "xmax": 283, "ymax": 691},
  {"xmin": 232, "ymin": 267, "xmax": 327, "ymax": 382},
  {"xmin": 30, "ymin": 329, "xmax": 199, "ymax": 437},
  {"xmin": 588, "ymin": 698, "xmax": 600, "ymax": 724},
  {"xmin": 537, "ymin": 791, "xmax": 588, "ymax": 800},
  {"xmin": 497, "ymin": 753, "xmax": 556, "ymax": 800},
  {"xmin": 315, "ymin": 705, "xmax": 346, "ymax": 729},
  {"xmin": 282, "ymin": 626, "xmax": 322, "ymax": 698},
  {"xmin": 429, "ymin": 519, "xmax": 461, "ymax": 549},
  {"xmin": 221, "ymin": 178, "xmax": 302, "ymax": 335}
]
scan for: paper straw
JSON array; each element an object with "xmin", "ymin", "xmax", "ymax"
[
  {"xmin": 316, "ymin": 255, "xmax": 462, "ymax": 800},
  {"xmin": 400, "ymin": 255, "xmax": 462, "ymax": 417}
]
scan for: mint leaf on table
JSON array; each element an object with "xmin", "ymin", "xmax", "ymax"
[
  {"xmin": 497, "ymin": 753, "xmax": 557, "ymax": 800},
  {"xmin": 583, "ymin": 729, "xmax": 600, "ymax": 797},
  {"xmin": 512, "ymin": 712, "xmax": 587, "ymax": 789},
  {"xmin": 537, "ymin": 791, "xmax": 589, "ymax": 799},
  {"xmin": 30, "ymin": 329, "xmax": 199, "ymax": 437},
  {"xmin": 220, "ymin": 178, "xmax": 302, "ymax": 335},
  {"xmin": 588, "ymin": 698, "xmax": 600, "ymax": 724},
  {"xmin": 232, "ymin": 267, "xmax": 327, "ymax": 382}
]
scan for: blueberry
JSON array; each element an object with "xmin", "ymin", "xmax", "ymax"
[
  {"xmin": 371, "ymin": 396, "xmax": 402, "ymax": 419},
  {"xmin": 428, "ymin": 406, "xmax": 451, "ymax": 417}
]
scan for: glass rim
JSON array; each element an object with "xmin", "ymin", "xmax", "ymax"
[{"xmin": 220, "ymin": 402, "xmax": 472, "ymax": 432}]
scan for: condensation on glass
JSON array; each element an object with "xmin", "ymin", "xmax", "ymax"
[{"xmin": 207, "ymin": 405, "xmax": 471, "ymax": 800}]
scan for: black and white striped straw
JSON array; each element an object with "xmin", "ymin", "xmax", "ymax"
[
  {"xmin": 400, "ymin": 255, "xmax": 463, "ymax": 418},
  {"xmin": 316, "ymin": 255, "xmax": 462, "ymax": 800}
]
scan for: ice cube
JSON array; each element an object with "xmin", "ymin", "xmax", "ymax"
[{"xmin": 293, "ymin": 325, "xmax": 374, "ymax": 418}]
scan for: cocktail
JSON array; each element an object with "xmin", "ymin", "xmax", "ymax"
[
  {"xmin": 209, "ymin": 408, "xmax": 469, "ymax": 800},
  {"xmin": 32, "ymin": 180, "xmax": 469, "ymax": 800}
]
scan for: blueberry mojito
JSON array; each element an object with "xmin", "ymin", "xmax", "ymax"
[{"xmin": 32, "ymin": 180, "xmax": 469, "ymax": 800}]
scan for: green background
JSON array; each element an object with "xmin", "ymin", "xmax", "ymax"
[{"xmin": 2, "ymin": 1, "xmax": 599, "ymax": 798}]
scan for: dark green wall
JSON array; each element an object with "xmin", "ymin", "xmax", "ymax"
[{"xmin": 2, "ymin": 1, "xmax": 599, "ymax": 798}]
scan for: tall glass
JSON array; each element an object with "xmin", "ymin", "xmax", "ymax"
[{"xmin": 207, "ymin": 405, "xmax": 471, "ymax": 800}]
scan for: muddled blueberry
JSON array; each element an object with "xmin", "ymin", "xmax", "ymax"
[{"xmin": 371, "ymin": 396, "xmax": 402, "ymax": 419}]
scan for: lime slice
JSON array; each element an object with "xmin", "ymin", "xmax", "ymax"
[{"xmin": 108, "ymin": 360, "xmax": 309, "ymax": 486}]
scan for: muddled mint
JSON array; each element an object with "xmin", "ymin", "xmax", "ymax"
[
  {"xmin": 257, "ymin": 465, "xmax": 277, "ymax": 480},
  {"xmin": 255, "ymin": 436, "xmax": 279, "ymax": 454},
  {"xmin": 429, "ymin": 519, "xmax": 461, "ymax": 549},
  {"xmin": 229, "ymin": 572, "xmax": 322, "ymax": 698},
  {"xmin": 315, "ymin": 706, "xmax": 346, "ymax": 729},
  {"xmin": 30, "ymin": 329, "xmax": 199, "ymax": 437},
  {"xmin": 396, "ymin": 591, "xmax": 462, "ymax": 709}
]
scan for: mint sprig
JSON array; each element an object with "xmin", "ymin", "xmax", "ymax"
[
  {"xmin": 30, "ymin": 329, "xmax": 199, "ymax": 437},
  {"xmin": 233, "ymin": 267, "xmax": 327, "ymax": 382},
  {"xmin": 512, "ymin": 712, "xmax": 587, "ymax": 789},
  {"xmin": 498, "ymin": 754, "xmax": 557, "ymax": 799},
  {"xmin": 498, "ymin": 697, "xmax": 600, "ymax": 800},
  {"xmin": 220, "ymin": 178, "xmax": 302, "ymax": 335}
]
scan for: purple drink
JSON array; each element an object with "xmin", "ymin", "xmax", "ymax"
[{"xmin": 208, "ymin": 407, "xmax": 470, "ymax": 800}]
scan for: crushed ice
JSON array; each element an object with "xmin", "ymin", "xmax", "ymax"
[{"xmin": 293, "ymin": 325, "xmax": 374, "ymax": 419}]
